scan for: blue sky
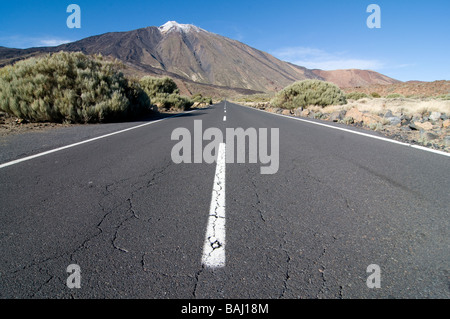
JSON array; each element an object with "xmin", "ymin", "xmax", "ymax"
[{"xmin": 0, "ymin": 0, "xmax": 449, "ymax": 82}]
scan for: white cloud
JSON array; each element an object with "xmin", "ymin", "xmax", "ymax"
[
  {"xmin": 0, "ymin": 35, "xmax": 72, "ymax": 48},
  {"xmin": 293, "ymin": 59, "xmax": 385, "ymax": 71},
  {"xmin": 272, "ymin": 46, "xmax": 385, "ymax": 71},
  {"xmin": 38, "ymin": 39, "xmax": 71, "ymax": 47}
]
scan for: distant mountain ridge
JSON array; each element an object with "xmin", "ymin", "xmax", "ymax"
[
  {"xmin": 311, "ymin": 69, "xmax": 401, "ymax": 88},
  {"xmin": 0, "ymin": 21, "xmax": 400, "ymax": 96}
]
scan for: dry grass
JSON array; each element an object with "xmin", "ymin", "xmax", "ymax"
[{"xmin": 308, "ymin": 98, "xmax": 450, "ymax": 116}]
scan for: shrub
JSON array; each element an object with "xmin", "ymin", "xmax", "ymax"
[
  {"xmin": 342, "ymin": 117, "xmax": 355, "ymax": 125},
  {"xmin": 151, "ymin": 93, "xmax": 193, "ymax": 111},
  {"xmin": 385, "ymin": 93, "xmax": 405, "ymax": 99},
  {"xmin": 139, "ymin": 76, "xmax": 193, "ymax": 111},
  {"xmin": 234, "ymin": 93, "xmax": 273, "ymax": 103},
  {"xmin": 345, "ymin": 92, "xmax": 369, "ymax": 100},
  {"xmin": 370, "ymin": 92, "xmax": 381, "ymax": 98},
  {"xmin": 406, "ymin": 94, "xmax": 426, "ymax": 99},
  {"xmin": 192, "ymin": 93, "xmax": 213, "ymax": 105},
  {"xmin": 0, "ymin": 51, "xmax": 153, "ymax": 123},
  {"xmin": 270, "ymin": 80, "xmax": 347, "ymax": 109},
  {"xmin": 125, "ymin": 79, "xmax": 157, "ymax": 115},
  {"xmin": 139, "ymin": 76, "xmax": 179, "ymax": 96}
]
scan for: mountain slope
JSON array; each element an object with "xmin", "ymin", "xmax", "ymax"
[
  {"xmin": 312, "ymin": 69, "xmax": 400, "ymax": 88},
  {"xmin": 54, "ymin": 21, "xmax": 322, "ymax": 92},
  {"xmin": 0, "ymin": 21, "xmax": 400, "ymax": 95}
]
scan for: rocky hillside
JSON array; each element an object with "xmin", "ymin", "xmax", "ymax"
[
  {"xmin": 312, "ymin": 69, "xmax": 400, "ymax": 88},
  {"xmin": 343, "ymin": 80, "xmax": 450, "ymax": 97},
  {"xmin": 0, "ymin": 21, "xmax": 400, "ymax": 97}
]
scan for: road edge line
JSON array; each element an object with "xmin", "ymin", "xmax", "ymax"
[
  {"xmin": 0, "ymin": 110, "xmax": 198, "ymax": 169},
  {"xmin": 237, "ymin": 103, "xmax": 450, "ymax": 158}
]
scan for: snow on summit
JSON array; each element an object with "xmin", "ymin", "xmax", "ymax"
[{"xmin": 159, "ymin": 21, "xmax": 203, "ymax": 34}]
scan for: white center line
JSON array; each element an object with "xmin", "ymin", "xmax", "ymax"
[
  {"xmin": 202, "ymin": 142, "xmax": 226, "ymax": 268},
  {"xmin": 223, "ymin": 116, "xmax": 227, "ymax": 121}
]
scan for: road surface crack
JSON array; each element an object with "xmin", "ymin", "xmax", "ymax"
[
  {"xmin": 29, "ymin": 270, "xmax": 54, "ymax": 298},
  {"xmin": 279, "ymin": 248, "xmax": 292, "ymax": 299},
  {"xmin": 111, "ymin": 198, "xmax": 140, "ymax": 253},
  {"xmin": 192, "ymin": 266, "xmax": 205, "ymax": 298}
]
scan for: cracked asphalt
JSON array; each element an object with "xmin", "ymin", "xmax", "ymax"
[{"xmin": 0, "ymin": 102, "xmax": 449, "ymax": 299}]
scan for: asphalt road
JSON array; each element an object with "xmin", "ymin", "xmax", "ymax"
[{"xmin": 0, "ymin": 101, "xmax": 449, "ymax": 299}]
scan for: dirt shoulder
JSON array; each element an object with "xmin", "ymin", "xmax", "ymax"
[
  {"xmin": 0, "ymin": 105, "xmax": 210, "ymax": 138},
  {"xmin": 0, "ymin": 112, "xmax": 80, "ymax": 137},
  {"xmin": 238, "ymin": 98, "xmax": 450, "ymax": 153}
]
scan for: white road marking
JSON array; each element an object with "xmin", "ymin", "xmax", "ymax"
[
  {"xmin": 0, "ymin": 111, "xmax": 197, "ymax": 169},
  {"xmin": 202, "ymin": 142, "xmax": 226, "ymax": 268},
  {"xmin": 223, "ymin": 116, "xmax": 227, "ymax": 121},
  {"xmin": 240, "ymin": 104, "xmax": 450, "ymax": 157}
]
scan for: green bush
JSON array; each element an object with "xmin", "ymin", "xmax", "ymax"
[
  {"xmin": 139, "ymin": 76, "xmax": 179, "ymax": 96},
  {"xmin": 192, "ymin": 93, "xmax": 213, "ymax": 105},
  {"xmin": 234, "ymin": 93, "xmax": 273, "ymax": 103},
  {"xmin": 385, "ymin": 93, "xmax": 405, "ymax": 99},
  {"xmin": 370, "ymin": 92, "xmax": 381, "ymax": 98},
  {"xmin": 0, "ymin": 51, "xmax": 153, "ymax": 123},
  {"xmin": 125, "ymin": 80, "xmax": 156, "ymax": 116},
  {"xmin": 437, "ymin": 94, "xmax": 450, "ymax": 100},
  {"xmin": 345, "ymin": 92, "xmax": 369, "ymax": 100},
  {"xmin": 151, "ymin": 93, "xmax": 193, "ymax": 111},
  {"xmin": 270, "ymin": 80, "xmax": 347, "ymax": 109},
  {"xmin": 406, "ymin": 94, "xmax": 425, "ymax": 99},
  {"xmin": 139, "ymin": 76, "xmax": 193, "ymax": 111}
]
